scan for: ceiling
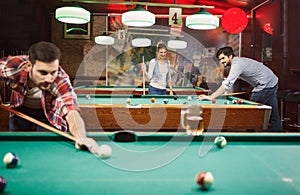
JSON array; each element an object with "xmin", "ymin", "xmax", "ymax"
[{"xmin": 42, "ymin": 0, "xmax": 270, "ymax": 16}]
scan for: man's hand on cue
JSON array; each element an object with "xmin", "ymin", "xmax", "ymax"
[{"xmin": 75, "ymin": 136, "xmax": 100, "ymax": 154}]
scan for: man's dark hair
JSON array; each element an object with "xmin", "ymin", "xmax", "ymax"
[
  {"xmin": 29, "ymin": 41, "xmax": 61, "ymax": 65},
  {"xmin": 216, "ymin": 46, "xmax": 235, "ymax": 58}
]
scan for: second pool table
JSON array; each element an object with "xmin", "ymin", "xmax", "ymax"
[
  {"xmin": 74, "ymin": 85, "xmax": 210, "ymax": 95},
  {"xmin": 77, "ymin": 94, "xmax": 271, "ymax": 131}
]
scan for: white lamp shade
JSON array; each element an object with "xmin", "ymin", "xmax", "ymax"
[
  {"xmin": 132, "ymin": 38, "xmax": 151, "ymax": 47},
  {"xmin": 55, "ymin": 6, "xmax": 90, "ymax": 24},
  {"xmin": 167, "ymin": 39, "xmax": 187, "ymax": 49},
  {"xmin": 122, "ymin": 6, "xmax": 155, "ymax": 27},
  {"xmin": 186, "ymin": 9, "xmax": 219, "ymax": 30},
  {"xmin": 95, "ymin": 34, "xmax": 114, "ymax": 45}
]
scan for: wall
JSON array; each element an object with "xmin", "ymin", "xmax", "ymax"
[
  {"xmin": 241, "ymin": 0, "xmax": 300, "ymax": 130},
  {"xmin": 51, "ymin": 14, "xmax": 107, "ymax": 84}
]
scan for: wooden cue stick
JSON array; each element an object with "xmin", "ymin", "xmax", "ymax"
[
  {"xmin": 142, "ymin": 56, "xmax": 145, "ymax": 95},
  {"xmin": 221, "ymin": 92, "xmax": 248, "ymax": 96},
  {"xmin": 0, "ymin": 103, "xmax": 76, "ymax": 142}
]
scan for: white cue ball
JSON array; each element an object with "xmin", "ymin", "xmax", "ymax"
[{"xmin": 97, "ymin": 144, "xmax": 112, "ymax": 158}]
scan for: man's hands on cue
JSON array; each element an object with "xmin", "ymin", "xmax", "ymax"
[{"xmin": 75, "ymin": 137, "xmax": 100, "ymax": 154}]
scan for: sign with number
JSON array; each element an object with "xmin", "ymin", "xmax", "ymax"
[
  {"xmin": 169, "ymin": 8, "xmax": 182, "ymax": 26},
  {"xmin": 118, "ymin": 29, "xmax": 125, "ymax": 40}
]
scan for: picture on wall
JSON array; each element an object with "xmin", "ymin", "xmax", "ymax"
[{"xmin": 64, "ymin": 23, "xmax": 90, "ymax": 39}]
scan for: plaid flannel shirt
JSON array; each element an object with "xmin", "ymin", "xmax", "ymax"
[{"xmin": 0, "ymin": 55, "xmax": 80, "ymax": 131}]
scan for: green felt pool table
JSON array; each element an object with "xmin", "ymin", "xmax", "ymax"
[
  {"xmin": 74, "ymin": 85, "xmax": 210, "ymax": 95},
  {"xmin": 77, "ymin": 94, "xmax": 272, "ymax": 131},
  {"xmin": 0, "ymin": 132, "xmax": 300, "ymax": 195}
]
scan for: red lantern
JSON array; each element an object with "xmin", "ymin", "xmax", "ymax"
[
  {"xmin": 263, "ymin": 23, "xmax": 273, "ymax": 35},
  {"xmin": 221, "ymin": 7, "xmax": 248, "ymax": 34}
]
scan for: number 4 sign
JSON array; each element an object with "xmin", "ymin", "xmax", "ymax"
[{"xmin": 169, "ymin": 8, "xmax": 182, "ymax": 26}]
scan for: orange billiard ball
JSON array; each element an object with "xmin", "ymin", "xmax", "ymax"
[{"xmin": 151, "ymin": 97, "xmax": 155, "ymax": 103}]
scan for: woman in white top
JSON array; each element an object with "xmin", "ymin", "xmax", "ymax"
[{"xmin": 142, "ymin": 41, "xmax": 173, "ymax": 95}]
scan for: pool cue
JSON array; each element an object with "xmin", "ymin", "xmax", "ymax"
[
  {"xmin": 0, "ymin": 103, "xmax": 76, "ymax": 142},
  {"xmin": 142, "ymin": 56, "xmax": 145, "ymax": 95},
  {"xmin": 221, "ymin": 92, "xmax": 248, "ymax": 97}
]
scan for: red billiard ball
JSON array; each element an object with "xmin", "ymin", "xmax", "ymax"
[
  {"xmin": 196, "ymin": 171, "xmax": 214, "ymax": 190},
  {"xmin": 211, "ymin": 99, "xmax": 216, "ymax": 104},
  {"xmin": 238, "ymin": 99, "xmax": 243, "ymax": 104},
  {"xmin": 151, "ymin": 98, "xmax": 155, "ymax": 103},
  {"xmin": 0, "ymin": 176, "xmax": 6, "ymax": 192},
  {"xmin": 232, "ymin": 99, "xmax": 237, "ymax": 104}
]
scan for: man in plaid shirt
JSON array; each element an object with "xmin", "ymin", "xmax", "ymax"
[{"xmin": 0, "ymin": 41, "xmax": 100, "ymax": 154}]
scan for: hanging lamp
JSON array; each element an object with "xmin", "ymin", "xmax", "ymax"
[
  {"xmin": 122, "ymin": 5, "xmax": 155, "ymax": 27},
  {"xmin": 55, "ymin": 5, "xmax": 90, "ymax": 24},
  {"xmin": 186, "ymin": 8, "xmax": 219, "ymax": 30}
]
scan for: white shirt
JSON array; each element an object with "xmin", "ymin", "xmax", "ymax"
[{"xmin": 23, "ymin": 87, "xmax": 42, "ymax": 109}]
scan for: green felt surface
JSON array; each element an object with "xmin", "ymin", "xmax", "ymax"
[
  {"xmin": 76, "ymin": 94, "xmax": 256, "ymax": 106},
  {"xmin": 75, "ymin": 85, "xmax": 205, "ymax": 91},
  {"xmin": 0, "ymin": 132, "xmax": 300, "ymax": 195}
]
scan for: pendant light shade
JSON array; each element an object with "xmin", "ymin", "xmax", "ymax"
[
  {"xmin": 132, "ymin": 38, "xmax": 151, "ymax": 47},
  {"xmin": 167, "ymin": 37, "xmax": 187, "ymax": 49},
  {"xmin": 122, "ymin": 5, "xmax": 155, "ymax": 27},
  {"xmin": 55, "ymin": 6, "xmax": 90, "ymax": 24},
  {"xmin": 95, "ymin": 33, "xmax": 114, "ymax": 45},
  {"xmin": 186, "ymin": 8, "xmax": 219, "ymax": 30}
]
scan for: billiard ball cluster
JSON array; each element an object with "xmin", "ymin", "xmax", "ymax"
[
  {"xmin": 195, "ymin": 136, "xmax": 227, "ymax": 191},
  {"xmin": 232, "ymin": 99, "xmax": 243, "ymax": 104},
  {"xmin": 149, "ymin": 95, "xmax": 178, "ymax": 104}
]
